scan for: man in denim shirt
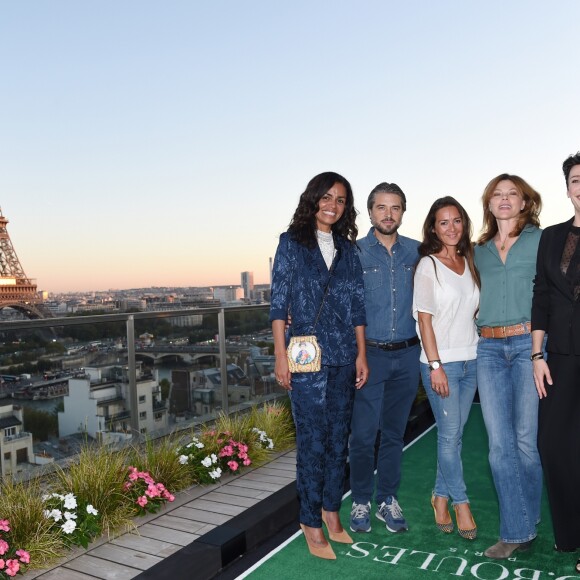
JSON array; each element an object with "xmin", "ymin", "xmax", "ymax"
[{"xmin": 349, "ymin": 182, "xmax": 420, "ymax": 534}]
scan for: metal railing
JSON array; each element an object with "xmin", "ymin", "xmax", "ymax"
[{"xmin": 0, "ymin": 304, "xmax": 276, "ymax": 440}]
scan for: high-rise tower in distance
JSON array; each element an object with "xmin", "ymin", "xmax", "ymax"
[{"xmin": 241, "ymin": 271, "xmax": 254, "ymax": 301}]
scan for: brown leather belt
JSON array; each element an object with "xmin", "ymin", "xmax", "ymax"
[{"xmin": 479, "ymin": 322, "xmax": 531, "ymax": 339}]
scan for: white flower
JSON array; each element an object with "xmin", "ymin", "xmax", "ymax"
[
  {"xmin": 64, "ymin": 511, "xmax": 77, "ymax": 520},
  {"xmin": 186, "ymin": 442, "xmax": 194, "ymax": 448},
  {"xmin": 61, "ymin": 519, "xmax": 77, "ymax": 534},
  {"xmin": 49, "ymin": 509, "xmax": 62, "ymax": 522},
  {"xmin": 267, "ymin": 439, "xmax": 274, "ymax": 449},
  {"xmin": 178, "ymin": 454, "xmax": 189, "ymax": 465},
  {"xmin": 195, "ymin": 442, "xmax": 204, "ymax": 449},
  {"xmin": 201, "ymin": 457, "xmax": 212, "ymax": 468},
  {"xmin": 63, "ymin": 493, "xmax": 77, "ymax": 510},
  {"xmin": 86, "ymin": 504, "xmax": 98, "ymax": 516},
  {"xmin": 43, "ymin": 509, "xmax": 51, "ymax": 518},
  {"xmin": 209, "ymin": 467, "xmax": 222, "ymax": 479},
  {"xmin": 210, "ymin": 453, "xmax": 218, "ymax": 463},
  {"xmin": 41, "ymin": 494, "xmax": 50, "ymax": 502}
]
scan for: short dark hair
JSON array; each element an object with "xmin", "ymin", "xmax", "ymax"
[
  {"xmin": 367, "ymin": 182, "xmax": 407, "ymax": 212},
  {"xmin": 563, "ymin": 152, "xmax": 580, "ymax": 186}
]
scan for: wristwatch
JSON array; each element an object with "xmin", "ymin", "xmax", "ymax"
[{"xmin": 428, "ymin": 360, "xmax": 442, "ymax": 372}]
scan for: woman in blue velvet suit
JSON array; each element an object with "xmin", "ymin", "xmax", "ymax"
[{"xmin": 270, "ymin": 172, "xmax": 368, "ymax": 560}]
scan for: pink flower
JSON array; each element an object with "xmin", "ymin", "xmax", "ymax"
[
  {"xmin": 137, "ymin": 496, "xmax": 148, "ymax": 507},
  {"xmin": 128, "ymin": 471, "xmax": 139, "ymax": 481},
  {"xmin": 220, "ymin": 445, "xmax": 234, "ymax": 457},
  {"xmin": 0, "ymin": 520, "xmax": 10, "ymax": 532},
  {"xmin": 0, "ymin": 539, "xmax": 9, "ymax": 556},
  {"xmin": 5, "ymin": 559, "xmax": 20, "ymax": 576},
  {"xmin": 243, "ymin": 458, "xmax": 252, "ymax": 466},
  {"xmin": 0, "ymin": 559, "xmax": 4, "ymax": 570},
  {"xmin": 227, "ymin": 460, "xmax": 239, "ymax": 471},
  {"xmin": 145, "ymin": 484, "xmax": 160, "ymax": 498},
  {"xmin": 156, "ymin": 483, "xmax": 166, "ymax": 492},
  {"xmin": 165, "ymin": 493, "xmax": 175, "ymax": 502},
  {"xmin": 123, "ymin": 481, "xmax": 133, "ymax": 491},
  {"xmin": 16, "ymin": 550, "xmax": 30, "ymax": 564}
]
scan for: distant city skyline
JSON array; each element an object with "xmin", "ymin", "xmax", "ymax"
[{"xmin": 1, "ymin": 1, "xmax": 578, "ymax": 292}]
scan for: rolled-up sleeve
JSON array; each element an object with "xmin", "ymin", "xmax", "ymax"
[{"xmin": 270, "ymin": 233, "xmax": 293, "ymax": 322}]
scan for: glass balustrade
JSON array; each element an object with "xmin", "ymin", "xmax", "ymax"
[{"xmin": 0, "ymin": 304, "xmax": 285, "ymax": 480}]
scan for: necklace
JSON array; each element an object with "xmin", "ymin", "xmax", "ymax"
[{"xmin": 499, "ymin": 233, "xmax": 509, "ymax": 251}]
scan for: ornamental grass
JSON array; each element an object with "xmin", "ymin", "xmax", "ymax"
[
  {"xmin": 204, "ymin": 412, "xmax": 270, "ymax": 466},
  {"xmin": 52, "ymin": 444, "xmax": 135, "ymax": 538},
  {"xmin": 128, "ymin": 434, "xmax": 191, "ymax": 495},
  {"xmin": 248, "ymin": 401, "xmax": 295, "ymax": 451},
  {"xmin": 0, "ymin": 479, "xmax": 64, "ymax": 569}
]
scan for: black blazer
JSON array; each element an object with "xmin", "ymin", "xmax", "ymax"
[{"xmin": 531, "ymin": 218, "xmax": 580, "ymax": 355}]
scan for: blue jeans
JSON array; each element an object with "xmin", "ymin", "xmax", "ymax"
[
  {"xmin": 421, "ymin": 360, "xmax": 477, "ymax": 505},
  {"xmin": 477, "ymin": 334, "xmax": 543, "ymax": 543},
  {"xmin": 290, "ymin": 364, "xmax": 355, "ymax": 528},
  {"xmin": 349, "ymin": 343, "xmax": 420, "ymax": 505}
]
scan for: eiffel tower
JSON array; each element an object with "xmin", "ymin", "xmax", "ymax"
[{"xmin": 0, "ymin": 208, "xmax": 51, "ymax": 319}]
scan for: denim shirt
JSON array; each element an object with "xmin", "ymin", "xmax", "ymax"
[
  {"xmin": 269, "ymin": 232, "xmax": 367, "ymax": 366},
  {"xmin": 357, "ymin": 227, "xmax": 420, "ymax": 342}
]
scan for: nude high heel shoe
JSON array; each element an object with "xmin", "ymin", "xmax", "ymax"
[
  {"xmin": 300, "ymin": 524, "xmax": 336, "ymax": 560},
  {"xmin": 431, "ymin": 495, "xmax": 454, "ymax": 534},
  {"xmin": 454, "ymin": 504, "xmax": 477, "ymax": 540},
  {"xmin": 321, "ymin": 510, "xmax": 353, "ymax": 544}
]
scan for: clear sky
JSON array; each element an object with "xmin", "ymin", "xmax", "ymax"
[{"xmin": 1, "ymin": 1, "xmax": 578, "ymax": 293}]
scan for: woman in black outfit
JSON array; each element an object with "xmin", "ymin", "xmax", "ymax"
[{"xmin": 531, "ymin": 151, "xmax": 580, "ymax": 575}]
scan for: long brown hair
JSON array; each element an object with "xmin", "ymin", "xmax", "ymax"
[
  {"xmin": 477, "ymin": 173, "xmax": 542, "ymax": 245},
  {"xmin": 419, "ymin": 196, "xmax": 480, "ymax": 289}
]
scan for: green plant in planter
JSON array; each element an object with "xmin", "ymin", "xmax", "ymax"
[
  {"xmin": 128, "ymin": 434, "xmax": 191, "ymax": 494},
  {"xmin": 122, "ymin": 467, "xmax": 175, "ymax": 515},
  {"xmin": 42, "ymin": 493, "xmax": 101, "ymax": 549},
  {"xmin": 52, "ymin": 444, "xmax": 135, "ymax": 538},
  {"xmin": 0, "ymin": 479, "xmax": 64, "ymax": 569},
  {"xmin": 249, "ymin": 401, "xmax": 296, "ymax": 451},
  {"xmin": 204, "ymin": 412, "xmax": 271, "ymax": 466},
  {"xmin": 0, "ymin": 519, "xmax": 31, "ymax": 578}
]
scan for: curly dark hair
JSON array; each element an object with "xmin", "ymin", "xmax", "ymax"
[
  {"xmin": 287, "ymin": 172, "xmax": 358, "ymax": 247},
  {"xmin": 563, "ymin": 152, "xmax": 580, "ymax": 186},
  {"xmin": 477, "ymin": 173, "xmax": 542, "ymax": 245},
  {"xmin": 419, "ymin": 196, "xmax": 480, "ymax": 288}
]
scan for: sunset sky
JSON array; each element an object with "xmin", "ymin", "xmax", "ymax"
[{"xmin": 1, "ymin": 1, "xmax": 578, "ymax": 293}]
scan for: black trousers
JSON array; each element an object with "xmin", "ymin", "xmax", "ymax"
[{"xmin": 538, "ymin": 352, "xmax": 580, "ymax": 551}]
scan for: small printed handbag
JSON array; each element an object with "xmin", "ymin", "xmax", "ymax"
[{"xmin": 286, "ymin": 256, "xmax": 336, "ymax": 374}]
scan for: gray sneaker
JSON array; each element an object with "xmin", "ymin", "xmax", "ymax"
[
  {"xmin": 376, "ymin": 496, "xmax": 408, "ymax": 532},
  {"xmin": 350, "ymin": 501, "xmax": 371, "ymax": 533}
]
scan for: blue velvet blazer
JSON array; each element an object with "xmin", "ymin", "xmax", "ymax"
[{"xmin": 269, "ymin": 232, "xmax": 366, "ymax": 366}]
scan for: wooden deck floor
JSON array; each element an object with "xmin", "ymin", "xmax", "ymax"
[{"xmin": 21, "ymin": 450, "xmax": 297, "ymax": 580}]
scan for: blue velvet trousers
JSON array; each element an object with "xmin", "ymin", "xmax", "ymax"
[{"xmin": 289, "ymin": 363, "xmax": 356, "ymax": 528}]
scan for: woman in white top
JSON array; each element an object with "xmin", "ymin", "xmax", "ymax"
[{"xmin": 413, "ymin": 196, "xmax": 480, "ymax": 541}]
